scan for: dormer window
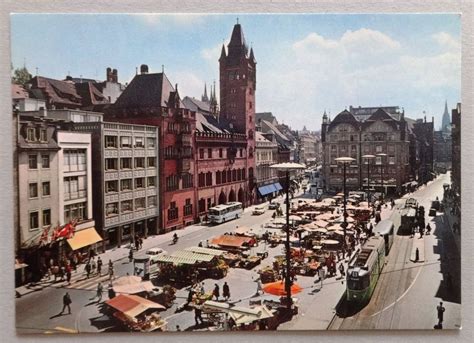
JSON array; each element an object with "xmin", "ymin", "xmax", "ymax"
[
  {"xmin": 40, "ymin": 129, "xmax": 47, "ymax": 142},
  {"xmin": 27, "ymin": 128, "xmax": 36, "ymax": 141}
]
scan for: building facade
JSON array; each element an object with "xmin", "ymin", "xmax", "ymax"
[
  {"xmin": 321, "ymin": 108, "xmax": 412, "ymax": 194},
  {"xmin": 451, "ymin": 103, "xmax": 461, "ymax": 194},
  {"xmin": 255, "ymin": 131, "xmax": 280, "ymax": 201},
  {"xmin": 73, "ymin": 121, "xmax": 160, "ymax": 248}
]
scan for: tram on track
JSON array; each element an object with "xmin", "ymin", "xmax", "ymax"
[
  {"xmin": 373, "ymin": 219, "xmax": 395, "ymax": 254},
  {"xmin": 346, "ymin": 235, "xmax": 385, "ymax": 303}
]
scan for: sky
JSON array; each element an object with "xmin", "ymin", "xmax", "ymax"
[{"xmin": 11, "ymin": 13, "xmax": 461, "ymax": 131}]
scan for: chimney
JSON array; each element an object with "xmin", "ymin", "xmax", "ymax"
[
  {"xmin": 106, "ymin": 67, "xmax": 112, "ymax": 81},
  {"xmin": 140, "ymin": 64, "xmax": 149, "ymax": 74},
  {"xmin": 112, "ymin": 69, "xmax": 118, "ymax": 83}
]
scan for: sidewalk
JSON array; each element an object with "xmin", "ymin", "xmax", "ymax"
[{"xmin": 442, "ymin": 199, "xmax": 461, "ymax": 253}]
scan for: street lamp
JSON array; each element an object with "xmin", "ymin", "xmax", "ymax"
[
  {"xmin": 376, "ymin": 153, "xmax": 387, "ymax": 201},
  {"xmin": 335, "ymin": 157, "xmax": 355, "ymax": 249},
  {"xmin": 362, "ymin": 155, "xmax": 375, "ymax": 204},
  {"xmin": 270, "ymin": 162, "xmax": 305, "ymax": 311}
]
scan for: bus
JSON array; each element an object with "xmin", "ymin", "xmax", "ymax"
[
  {"xmin": 373, "ymin": 219, "xmax": 395, "ymax": 254},
  {"xmin": 346, "ymin": 235, "xmax": 385, "ymax": 304},
  {"xmin": 208, "ymin": 202, "xmax": 243, "ymax": 224}
]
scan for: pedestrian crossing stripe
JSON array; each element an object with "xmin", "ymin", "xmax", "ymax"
[
  {"xmin": 54, "ymin": 326, "xmax": 78, "ymax": 333},
  {"xmin": 44, "ymin": 327, "xmax": 78, "ymax": 334},
  {"xmin": 51, "ymin": 272, "xmax": 112, "ymax": 291}
]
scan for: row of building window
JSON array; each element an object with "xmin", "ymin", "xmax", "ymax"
[
  {"xmin": 30, "ymin": 202, "xmax": 88, "ymax": 230},
  {"xmin": 105, "ymin": 196, "xmax": 157, "ymax": 217},
  {"xmin": 28, "ymin": 154, "xmax": 50, "ymax": 170},
  {"xmin": 198, "ymin": 147, "xmax": 245, "ymax": 160},
  {"xmin": 164, "ymin": 146, "xmax": 193, "ymax": 159},
  {"xmin": 105, "ymin": 135, "xmax": 156, "ymax": 149},
  {"xmin": 166, "ymin": 173, "xmax": 193, "ymax": 192},
  {"xmin": 26, "ymin": 127, "xmax": 48, "ymax": 143},
  {"xmin": 330, "ymin": 133, "xmax": 397, "ymax": 142},
  {"xmin": 168, "ymin": 199, "xmax": 192, "ymax": 221},
  {"xmin": 330, "ymin": 145, "xmax": 396, "ymax": 154},
  {"xmin": 167, "ymin": 122, "xmax": 191, "ymax": 134},
  {"xmin": 29, "ymin": 209, "xmax": 51, "ymax": 230},
  {"xmin": 64, "ymin": 175, "xmax": 87, "ymax": 200},
  {"xmin": 105, "ymin": 157, "xmax": 156, "ymax": 171},
  {"xmin": 29, "ymin": 181, "xmax": 50, "ymax": 198},
  {"xmin": 216, "ymin": 169, "xmax": 246, "ymax": 185},
  {"xmin": 63, "ymin": 150, "xmax": 87, "ymax": 173},
  {"xmin": 105, "ymin": 177, "xmax": 156, "ymax": 192}
]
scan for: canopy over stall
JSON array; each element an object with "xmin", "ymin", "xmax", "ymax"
[
  {"xmin": 184, "ymin": 246, "xmax": 225, "ymax": 256},
  {"xmin": 211, "ymin": 235, "xmax": 254, "ymax": 249},
  {"xmin": 66, "ymin": 227, "xmax": 102, "ymax": 251},
  {"xmin": 105, "ymin": 294, "xmax": 165, "ymax": 318},
  {"xmin": 112, "ymin": 276, "xmax": 157, "ymax": 295}
]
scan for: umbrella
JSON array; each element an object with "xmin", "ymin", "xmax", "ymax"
[
  {"xmin": 314, "ymin": 228, "xmax": 328, "ymax": 234},
  {"xmin": 314, "ymin": 220, "xmax": 329, "ymax": 228},
  {"xmin": 336, "ymin": 193, "xmax": 344, "ymax": 196},
  {"xmin": 289, "ymin": 215, "xmax": 303, "ymax": 222},
  {"xmin": 333, "ymin": 195, "xmax": 343, "ymax": 199},
  {"xmin": 321, "ymin": 239, "xmax": 340, "ymax": 245},
  {"xmin": 272, "ymin": 218, "xmax": 286, "ymax": 225},
  {"xmin": 327, "ymin": 224, "xmax": 341, "ymax": 231},
  {"xmin": 263, "ymin": 281, "xmax": 303, "ymax": 296}
]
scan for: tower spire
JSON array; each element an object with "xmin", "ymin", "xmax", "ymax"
[{"xmin": 202, "ymin": 83, "xmax": 209, "ymax": 102}]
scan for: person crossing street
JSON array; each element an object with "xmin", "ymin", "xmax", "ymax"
[{"xmin": 60, "ymin": 292, "xmax": 72, "ymax": 315}]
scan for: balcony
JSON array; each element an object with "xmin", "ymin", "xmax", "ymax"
[
  {"xmin": 178, "ymin": 133, "xmax": 192, "ymax": 146},
  {"xmin": 178, "ymin": 158, "xmax": 191, "ymax": 173}
]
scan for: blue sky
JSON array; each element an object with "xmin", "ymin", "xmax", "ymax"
[{"xmin": 11, "ymin": 13, "xmax": 461, "ymax": 130}]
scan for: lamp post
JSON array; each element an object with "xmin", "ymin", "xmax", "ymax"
[
  {"xmin": 270, "ymin": 162, "xmax": 305, "ymax": 311},
  {"xmin": 376, "ymin": 153, "xmax": 387, "ymax": 201},
  {"xmin": 335, "ymin": 157, "xmax": 355, "ymax": 248},
  {"xmin": 362, "ymin": 155, "xmax": 375, "ymax": 204}
]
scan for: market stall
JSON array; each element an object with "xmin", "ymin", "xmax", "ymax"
[{"xmin": 105, "ymin": 294, "xmax": 167, "ymax": 332}]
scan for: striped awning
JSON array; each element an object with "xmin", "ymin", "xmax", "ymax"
[
  {"xmin": 171, "ymin": 250, "xmax": 215, "ymax": 262},
  {"xmin": 184, "ymin": 247, "xmax": 225, "ymax": 256}
]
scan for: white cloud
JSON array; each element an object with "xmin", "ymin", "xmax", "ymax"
[
  {"xmin": 136, "ymin": 14, "xmax": 206, "ymax": 26},
  {"xmin": 432, "ymin": 32, "xmax": 460, "ymax": 51},
  {"xmin": 172, "ymin": 70, "xmax": 205, "ymax": 99},
  {"xmin": 201, "ymin": 40, "xmax": 229, "ymax": 63},
  {"xmin": 256, "ymin": 28, "xmax": 460, "ymax": 131}
]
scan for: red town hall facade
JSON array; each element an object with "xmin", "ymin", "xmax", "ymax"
[{"xmin": 105, "ymin": 23, "xmax": 257, "ymax": 232}]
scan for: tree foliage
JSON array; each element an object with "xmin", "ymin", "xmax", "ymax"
[{"xmin": 12, "ymin": 66, "xmax": 32, "ymax": 87}]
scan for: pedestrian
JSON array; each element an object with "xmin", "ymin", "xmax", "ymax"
[
  {"xmin": 415, "ymin": 247, "xmax": 420, "ymax": 262},
  {"xmin": 97, "ymin": 257, "xmax": 103, "ymax": 276},
  {"xmin": 66, "ymin": 266, "xmax": 72, "ymax": 285},
  {"xmin": 223, "ymin": 282, "xmax": 230, "ymax": 301},
  {"xmin": 426, "ymin": 223, "xmax": 432, "ymax": 235},
  {"xmin": 95, "ymin": 282, "xmax": 103, "ymax": 302},
  {"xmin": 437, "ymin": 302, "xmax": 445, "ymax": 327},
  {"xmin": 419, "ymin": 226, "xmax": 424, "ymax": 238},
  {"xmin": 108, "ymin": 265, "xmax": 114, "ymax": 280},
  {"xmin": 108, "ymin": 285, "xmax": 116, "ymax": 299},
  {"xmin": 128, "ymin": 248, "xmax": 134, "ymax": 263},
  {"xmin": 194, "ymin": 304, "xmax": 204, "ymax": 325},
  {"xmin": 61, "ymin": 292, "xmax": 72, "ymax": 314},
  {"xmin": 108, "ymin": 259, "xmax": 113, "ymax": 268},
  {"xmin": 213, "ymin": 283, "xmax": 220, "ymax": 301},
  {"xmin": 198, "ymin": 241, "xmax": 203, "ymax": 247},
  {"xmin": 91, "ymin": 257, "xmax": 97, "ymax": 275},
  {"xmin": 255, "ymin": 278, "xmax": 263, "ymax": 296},
  {"xmin": 410, "ymin": 226, "xmax": 415, "ymax": 238},
  {"xmin": 176, "ymin": 325, "xmax": 181, "ymax": 332},
  {"xmin": 187, "ymin": 288, "xmax": 195, "ymax": 304},
  {"xmin": 338, "ymin": 263, "xmax": 345, "ymax": 281},
  {"xmin": 139, "ymin": 237, "xmax": 143, "ymax": 249},
  {"xmin": 85, "ymin": 261, "xmax": 91, "ymax": 279}
]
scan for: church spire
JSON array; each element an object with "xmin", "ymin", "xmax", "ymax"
[
  {"xmin": 219, "ymin": 44, "xmax": 227, "ymax": 62},
  {"xmin": 202, "ymin": 83, "xmax": 209, "ymax": 102},
  {"xmin": 441, "ymin": 100, "xmax": 451, "ymax": 132}
]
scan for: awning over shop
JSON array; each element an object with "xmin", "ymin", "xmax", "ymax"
[
  {"xmin": 274, "ymin": 182, "xmax": 283, "ymax": 191},
  {"xmin": 171, "ymin": 250, "xmax": 215, "ymax": 262},
  {"xmin": 66, "ymin": 227, "xmax": 102, "ymax": 251},
  {"xmin": 15, "ymin": 262, "xmax": 28, "ymax": 270},
  {"xmin": 184, "ymin": 247, "xmax": 224, "ymax": 256},
  {"xmin": 258, "ymin": 185, "xmax": 273, "ymax": 196},
  {"xmin": 211, "ymin": 235, "xmax": 254, "ymax": 248},
  {"xmin": 105, "ymin": 294, "xmax": 165, "ymax": 318}
]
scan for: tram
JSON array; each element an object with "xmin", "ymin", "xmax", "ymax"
[
  {"xmin": 346, "ymin": 236, "xmax": 385, "ymax": 304},
  {"xmin": 373, "ymin": 219, "xmax": 395, "ymax": 254}
]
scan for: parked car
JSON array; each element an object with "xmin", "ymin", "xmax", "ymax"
[
  {"xmin": 146, "ymin": 247, "xmax": 167, "ymax": 264},
  {"xmin": 252, "ymin": 206, "xmax": 266, "ymax": 215},
  {"xmin": 268, "ymin": 202, "xmax": 280, "ymax": 210}
]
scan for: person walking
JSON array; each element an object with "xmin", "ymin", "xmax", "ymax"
[
  {"xmin": 108, "ymin": 264, "xmax": 114, "ymax": 281},
  {"xmin": 255, "ymin": 278, "xmax": 263, "ymax": 296},
  {"xmin": 194, "ymin": 304, "xmax": 204, "ymax": 326},
  {"xmin": 66, "ymin": 265, "xmax": 72, "ymax": 285},
  {"xmin": 128, "ymin": 248, "xmax": 134, "ymax": 263},
  {"xmin": 338, "ymin": 263, "xmax": 345, "ymax": 282},
  {"xmin": 85, "ymin": 261, "xmax": 91, "ymax": 279},
  {"xmin": 426, "ymin": 223, "xmax": 432, "ymax": 235},
  {"xmin": 61, "ymin": 292, "xmax": 72, "ymax": 314},
  {"xmin": 415, "ymin": 248, "xmax": 420, "ymax": 262},
  {"xmin": 91, "ymin": 257, "xmax": 97, "ymax": 275},
  {"xmin": 97, "ymin": 257, "xmax": 103, "ymax": 276},
  {"xmin": 223, "ymin": 282, "xmax": 230, "ymax": 301},
  {"xmin": 437, "ymin": 302, "xmax": 445, "ymax": 327},
  {"xmin": 213, "ymin": 284, "xmax": 220, "ymax": 301},
  {"xmin": 95, "ymin": 282, "xmax": 103, "ymax": 302}
]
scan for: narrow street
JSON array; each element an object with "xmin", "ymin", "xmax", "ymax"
[{"xmin": 329, "ymin": 173, "xmax": 461, "ymax": 330}]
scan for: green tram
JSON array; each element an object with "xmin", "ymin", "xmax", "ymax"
[
  {"xmin": 373, "ymin": 219, "xmax": 395, "ymax": 255},
  {"xmin": 346, "ymin": 236, "xmax": 385, "ymax": 303}
]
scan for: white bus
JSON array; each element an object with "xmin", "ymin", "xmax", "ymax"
[{"xmin": 208, "ymin": 202, "xmax": 243, "ymax": 224}]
